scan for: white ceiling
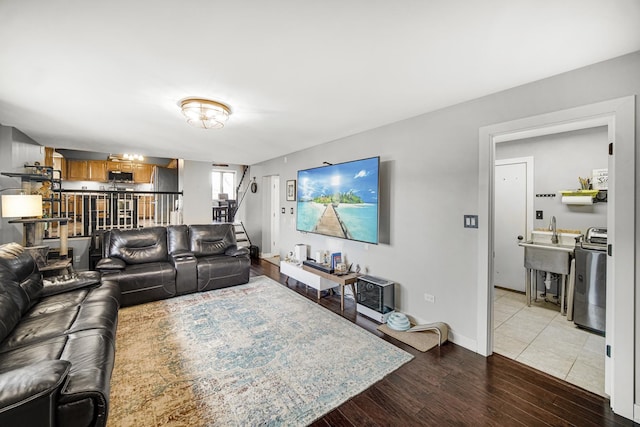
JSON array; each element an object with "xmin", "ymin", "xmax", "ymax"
[{"xmin": 1, "ymin": 1, "xmax": 639, "ymax": 165}]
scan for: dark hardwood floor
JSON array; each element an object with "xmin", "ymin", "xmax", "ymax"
[{"xmin": 250, "ymin": 259, "xmax": 633, "ymax": 426}]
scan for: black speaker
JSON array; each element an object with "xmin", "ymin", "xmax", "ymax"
[{"xmin": 249, "ymin": 245, "xmax": 259, "ymax": 259}]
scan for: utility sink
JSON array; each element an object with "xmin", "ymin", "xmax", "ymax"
[
  {"xmin": 518, "ymin": 230, "xmax": 579, "ymax": 274},
  {"xmin": 518, "ymin": 241, "xmax": 575, "ymax": 253},
  {"xmin": 519, "ymin": 241, "xmax": 572, "ymax": 274}
]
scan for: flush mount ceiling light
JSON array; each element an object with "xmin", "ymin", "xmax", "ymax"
[{"xmin": 180, "ymin": 98, "xmax": 231, "ymax": 129}]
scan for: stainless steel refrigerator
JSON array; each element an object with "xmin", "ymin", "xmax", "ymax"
[
  {"xmin": 152, "ymin": 166, "xmax": 178, "ymax": 192},
  {"xmin": 152, "ymin": 166, "xmax": 178, "ymax": 223}
]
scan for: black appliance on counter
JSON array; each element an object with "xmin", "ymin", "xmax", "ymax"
[{"xmin": 573, "ymin": 227, "xmax": 607, "ymax": 335}]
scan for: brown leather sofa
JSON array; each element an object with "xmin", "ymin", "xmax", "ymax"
[
  {"xmin": 0, "ymin": 243, "xmax": 120, "ymax": 427},
  {"xmin": 97, "ymin": 224, "xmax": 250, "ymax": 307}
]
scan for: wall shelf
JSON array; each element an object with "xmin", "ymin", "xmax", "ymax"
[{"xmin": 2, "ymin": 165, "xmax": 64, "ymax": 234}]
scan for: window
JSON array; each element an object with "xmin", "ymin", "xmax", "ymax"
[{"xmin": 212, "ymin": 170, "xmax": 236, "ymax": 199}]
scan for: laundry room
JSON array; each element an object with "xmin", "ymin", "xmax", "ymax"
[{"xmin": 492, "ymin": 125, "xmax": 609, "ymax": 396}]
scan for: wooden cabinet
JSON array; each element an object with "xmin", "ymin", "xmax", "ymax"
[
  {"xmin": 53, "ymin": 157, "xmax": 67, "ymax": 180},
  {"xmin": 133, "ymin": 164, "xmax": 153, "ymax": 183},
  {"xmin": 66, "ymin": 160, "xmax": 107, "ymax": 181},
  {"xmin": 88, "ymin": 160, "xmax": 107, "ymax": 181},
  {"xmin": 67, "ymin": 160, "xmax": 89, "ymax": 180},
  {"xmin": 107, "ymin": 161, "xmax": 133, "ymax": 172}
]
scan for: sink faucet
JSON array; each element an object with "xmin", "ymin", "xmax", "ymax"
[{"xmin": 550, "ymin": 216, "xmax": 559, "ymax": 244}]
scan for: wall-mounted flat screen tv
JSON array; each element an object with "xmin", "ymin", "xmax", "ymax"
[{"xmin": 297, "ymin": 156, "xmax": 379, "ymax": 244}]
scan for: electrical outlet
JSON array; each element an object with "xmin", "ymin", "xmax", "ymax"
[
  {"xmin": 424, "ymin": 293, "xmax": 435, "ymax": 303},
  {"xmin": 74, "ymin": 256, "xmax": 81, "ymax": 264},
  {"xmin": 536, "ymin": 210, "xmax": 543, "ymax": 220}
]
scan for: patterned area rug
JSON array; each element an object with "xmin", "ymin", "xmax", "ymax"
[{"xmin": 108, "ymin": 275, "xmax": 413, "ymax": 426}]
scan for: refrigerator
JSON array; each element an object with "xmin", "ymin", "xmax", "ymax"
[
  {"xmin": 152, "ymin": 166, "xmax": 179, "ymax": 224},
  {"xmin": 152, "ymin": 166, "xmax": 178, "ymax": 192}
]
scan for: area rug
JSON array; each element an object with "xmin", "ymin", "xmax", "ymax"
[
  {"xmin": 108, "ymin": 276, "xmax": 413, "ymax": 426},
  {"xmin": 377, "ymin": 323, "xmax": 445, "ymax": 352}
]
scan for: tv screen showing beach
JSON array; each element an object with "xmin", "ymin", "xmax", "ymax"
[{"xmin": 296, "ymin": 157, "xmax": 379, "ymax": 244}]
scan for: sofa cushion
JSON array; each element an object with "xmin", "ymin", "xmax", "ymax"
[
  {"xmin": 24, "ymin": 290, "xmax": 89, "ymax": 318},
  {"xmin": 196, "ymin": 254, "xmax": 250, "ymax": 291},
  {"xmin": 0, "ymin": 246, "xmax": 42, "ymax": 310},
  {"xmin": 0, "ymin": 281, "xmax": 30, "ymax": 315},
  {"xmin": 101, "ymin": 261, "xmax": 176, "ymax": 307},
  {"xmin": 0, "ymin": 336, "xmax": 68, "ymax": 374},
  {"xmin": 167, "ymin": 225, "xmax": 190, "ymax": 255},
  {"xmin": 0, "ymin": 309, "xmax": 80, "ymax": 352},
  {"xmin": 107, "ymin": 227, "xmax": 168, "ymax": 264},
  {"xmin": 95, "ymin": 257, "xmax": 126, "ymax": 271},
  {"xmin": 0, "ymin": 293, "xmax": 21, "ymax": 344},
  {"xmin": 189, "ymin": 224, "xmax": 237, "ymax": 257}
]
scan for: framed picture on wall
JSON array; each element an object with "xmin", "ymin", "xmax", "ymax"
[{"xmin": 286, "ymin": 180, "xmax": 296, "ymax": 201}]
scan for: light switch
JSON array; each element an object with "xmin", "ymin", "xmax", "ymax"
[{"xmin": 464, "ymin": 214, "xmax": 478, "ymax": 229}]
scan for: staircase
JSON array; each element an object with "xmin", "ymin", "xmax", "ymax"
[
  {"xmin": 232, "ymin": 167, "xmax": 257, "ymax": 258},
  {"xmin": 234, "ymin": 221, "xmax": 251, "ymax": 248}
]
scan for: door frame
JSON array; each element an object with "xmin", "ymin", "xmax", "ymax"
[
  {"xmin": 494, "ymin": 157, "xmax": 534, "ymax": 290},
  {"xmin": 477, "ymin": 96, "xmax": 635, "ymax": 419},
  {"xmin": 270, "ymin": 175, "xmax": 280, "ymax": 256},
  {"xmin": 261, "ymin": 175, "xmax": 280, "ymax": 258}
]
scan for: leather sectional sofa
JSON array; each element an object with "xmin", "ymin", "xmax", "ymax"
[
  {"xmin": 97, "ymin": 223, "xmax": 250, "ymax": 307},
  {"xmin": 0, "ymin": 243, "xmax": 121, "ymax": 427}
]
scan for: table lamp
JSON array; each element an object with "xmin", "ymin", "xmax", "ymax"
[{"xmin": 1, "ymin": 194, "xmax": 43, "ymax": 246}]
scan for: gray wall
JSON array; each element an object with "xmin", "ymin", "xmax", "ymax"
[
  {"xmin": 246, "ymin": 51, "xmax": 640, "ymax": 353},
  {"xmin": 181, "ymin": 160, "xmax": 214, "ymax": 225},
  {"xmin": 496, "ymin": 126, "xmax": 608, "ymax": 233}
]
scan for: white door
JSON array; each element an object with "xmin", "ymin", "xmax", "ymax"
[{"xmin": 494, "ymin": 158, "xmax": 533, "ymax": 291}]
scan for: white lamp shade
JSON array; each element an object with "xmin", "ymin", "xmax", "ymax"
[{"xmin": 1, "ymin": 194, "xmax": 43, "ymax": 218}]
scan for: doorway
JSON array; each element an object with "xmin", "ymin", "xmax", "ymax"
[
  {"xmin": 477, "ymin": 97, "xmax": 635, "ymax": 419},
  {"xmin": 261, "ymin": 175, "xmax": 280, "ymax": 258}
]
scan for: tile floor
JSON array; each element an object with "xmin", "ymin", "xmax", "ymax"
[{"xmin": 493, "ymin": 287, "xmax": 606, "ymax": 397}]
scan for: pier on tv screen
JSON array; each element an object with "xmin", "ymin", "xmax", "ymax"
[{"xmin": 296, "ymin": 156, "xmax": 379, "ymax": 244}]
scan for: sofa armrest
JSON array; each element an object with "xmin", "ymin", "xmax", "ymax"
[
  {"xmin": 95, "ymin": 257, "xmax": 126, "ymax": 271},
  {"xmin": 225, "ymin": 246, "xmax": 250, "ymax": 257},
  {"xmin": 169, "ymin": 251, "xmax": 195, "ymax": 264},
  {"xmin": 0, "ymin": 360, "xmax": 71, "ymax": 427},
  {"xmin": 41, "ymin": 271, "xmax": 102, "ymax": 297}
]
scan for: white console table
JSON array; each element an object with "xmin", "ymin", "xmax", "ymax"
[{"xmin": 280, "ymin": 261, "xmax": 359, "ymax": 311}]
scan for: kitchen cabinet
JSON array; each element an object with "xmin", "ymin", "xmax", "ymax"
[
  {"xmin": 107, "ymin": 161, "xmax": 134, "ymax": 173},
  {"xmin": 133, "ymin": 164, "xmax": 153, "ymax": 183},
  {"xmin": 67, "ymin": 160, "xmax": 89, "ymax": 180},
  {"xmin": 53, "ymin": 157, "xmax": 67, "ymax": 180},
  {"xmin": 88, "ymin": 160, "xmax": 107, "ymax": 181}
]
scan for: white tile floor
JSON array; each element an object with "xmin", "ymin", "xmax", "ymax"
[{"xmin": 493, "ymin": 287, "xmax": 606, "ymax": 397}]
